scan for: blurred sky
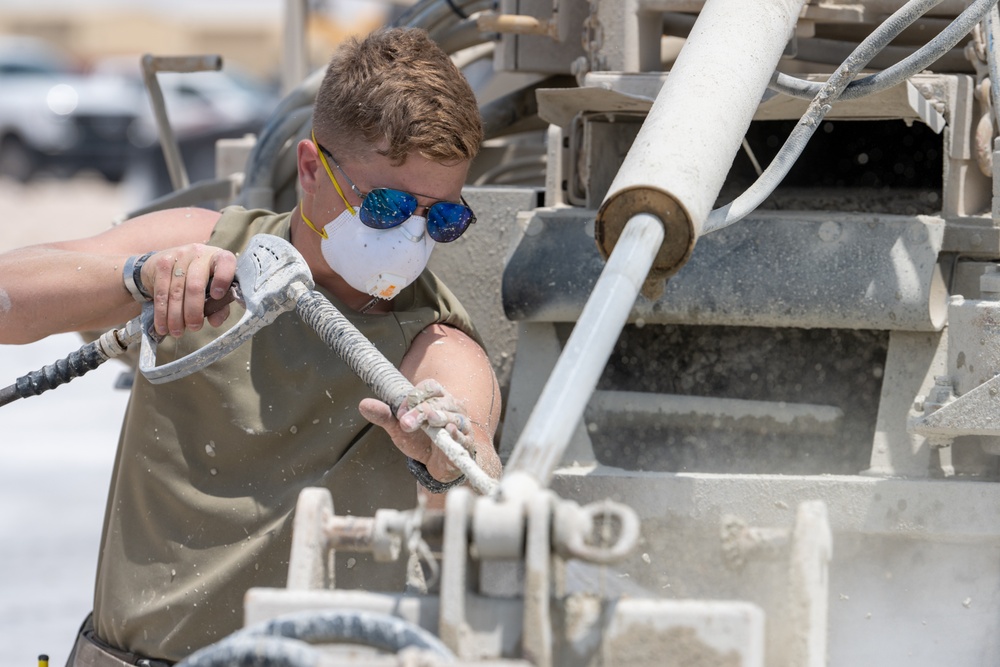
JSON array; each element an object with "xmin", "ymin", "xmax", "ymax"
[
  {"xmin": 0, "ymin": 0, "xmax": 388, "ymax": 24},
  {"xmin": 0, "ymin": 0, "xmax": 396, "ymax": 82}
]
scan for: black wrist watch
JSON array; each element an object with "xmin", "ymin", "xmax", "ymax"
[
  {"xmin": 123, "ymin": 252, "xmax": 154, "ymax": 302},
  {"xmin": 406, "ymin": 457, "xmax": 466, "ymax": 494}
]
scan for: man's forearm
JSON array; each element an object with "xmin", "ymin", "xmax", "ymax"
[{"xmin": 0, "ymin": 246, "xmax": 139, "ymax": 344}]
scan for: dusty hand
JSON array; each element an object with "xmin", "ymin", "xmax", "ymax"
[
  {"xmin": 358, "ymin": 379, "xmax": 475, "ymax": 483},
  {"xmin": 140, "ymin": 244, "xmax": 237, "ymax": 337}
]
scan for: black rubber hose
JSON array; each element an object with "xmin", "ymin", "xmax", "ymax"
[
  {"xmin": 237, "ymin": 609, "xmax": 455, "ymax": 659},
  {"xmin": 393, "ymin": 0, "xmax": 471, "ymax": 29},
  {"xmin": 239, "ymin": 106, "xmax": 313, "ymax": 195},
  {"xmin": 480, "ymin": 86, "xmax": 541, "ymax": 139},
  {"xmin": 393, "ymin": 0, "xmax": 495, "ymax": 44},
  {"xmin": 178, "ymin": 635, "xmax": 318, "ymax": 667},
  {"xmin": 178, "ymin": 609, "xmax": 456, "ymax": 667},
  {"xmin": 0, "ymin": 341, "xmax": 109, "ymax": 407}
]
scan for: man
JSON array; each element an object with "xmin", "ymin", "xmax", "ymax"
[{"xmin": 0, "ymin": 27, "xmax": 501, "ymax": 665}]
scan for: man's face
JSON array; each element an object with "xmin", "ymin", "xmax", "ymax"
[
  {"xmin": 301, "ymin": 141, "xmax": 475, "ymax": 301},
  {"xmin": 314, "ymin": 147, "xmax": 473, "ymax": 238}
]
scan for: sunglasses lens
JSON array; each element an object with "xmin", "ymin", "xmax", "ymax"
[
  {"xmin": 360, "ymin": 189, "xmax": 417, "ymax": 229},
  {"xmin": 427, "ymin": 202, "xmax": 474, "ymax": 243}
]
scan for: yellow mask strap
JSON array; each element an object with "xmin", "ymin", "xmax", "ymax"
[
  {"xmin": 299, "ymin": 201, "xmax": 328, "ymax": 240},
  {"xmin": 312, "ymin": 130, "xmax": 357, "ymax": 215}
]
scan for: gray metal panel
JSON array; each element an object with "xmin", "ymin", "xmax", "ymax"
[
  {"xmin": 536, "ymin": 73, "xmax": 949, "ymax": 130},
  {"xmin": 428, "ymin": 186, "xmax": 540, "ymax": 388},
  {"xmin": 502, "ymin": 209, "xmax": 947, "ymax": 331}
]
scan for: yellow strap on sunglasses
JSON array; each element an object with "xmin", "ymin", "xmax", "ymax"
[{"xmin": 312, "ymin": 131, "xmax": 356, "ymax": 216}]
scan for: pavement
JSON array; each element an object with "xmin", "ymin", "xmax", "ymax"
[{"xmin": 0, "ymin": 175, "xmax": 132, "ymax": 667}]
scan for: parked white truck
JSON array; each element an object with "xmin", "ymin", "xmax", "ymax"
[{"xmin": 0, "ymin": 35, "xmax": 139, "ymax": 182}]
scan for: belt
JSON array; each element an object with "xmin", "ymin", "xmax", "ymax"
[{"xmin": 67, "ymin": 623, "xmax": 172, "ymax": 667}]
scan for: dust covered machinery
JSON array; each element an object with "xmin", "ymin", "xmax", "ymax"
[{"xmin": 134, "ymin": 0, "xmax": 1000, "ymax": 665}]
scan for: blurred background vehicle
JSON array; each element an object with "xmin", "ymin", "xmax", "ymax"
[
  {"xmin": 92, "ymin": 57, "xmax": 278, "ymax": 149},
  {"xmin": 0, "ymin": 34, "xmax": 279, "ymax": 189},
  {"xmin": 91, "ymin": 55, "xmax": 279, "ymax": 203},
  {"xmin": 0, "ymin": 35, "xmax": 137, "ymax": 182}
]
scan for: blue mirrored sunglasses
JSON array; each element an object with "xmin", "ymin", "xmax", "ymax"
[{"xmin": 316, "ymin": 142, "xmax": 476, "ymax": 243}]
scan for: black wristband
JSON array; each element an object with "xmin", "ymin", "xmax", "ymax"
[
  {"xmin": 123, "ymin": 252, "xmax": 154, "ymax": 302},
  {"xmin": 406, "ymin": 457, "xmax": 466, "ymax": 494}
]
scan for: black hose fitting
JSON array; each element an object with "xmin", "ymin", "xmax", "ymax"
[{"xmin": 0, "ymin": 341, "xmax": 108, "ymax": 407}]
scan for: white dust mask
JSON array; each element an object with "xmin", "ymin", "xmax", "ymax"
[{"xmin": 319, "ymin": 208, "xmax": 435, "ymax": 300}]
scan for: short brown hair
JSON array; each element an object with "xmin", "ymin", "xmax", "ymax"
[{"xmin": 313, "ymin": 27, "xmax": 483, "ymax": 166}]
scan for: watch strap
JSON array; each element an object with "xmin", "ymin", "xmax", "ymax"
[
  {"xmin": 406, "ymin": 457, "xmax": 466, "ymax": 494},
  {"xmin": 123, "ymin": 252, "xmax": 154, "ymax": 302}
]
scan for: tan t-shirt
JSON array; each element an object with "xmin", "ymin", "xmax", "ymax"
[{"xmin": 92, "ymin": 207, "xmax": 479, "ymax": 661}]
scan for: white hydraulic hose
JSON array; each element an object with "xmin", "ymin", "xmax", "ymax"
[
  {"xmin": 770, "ymin": 0, "xmax": 996, "ymax": 101},
  {"xmin": 704, "ymin": 0, "xmax": 950, "ymax": 234},
  {"xmin": 502, "ymin": 214, "xmax": 665, "ymax": 489}
]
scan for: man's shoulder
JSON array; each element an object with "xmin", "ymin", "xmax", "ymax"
[
  {"xmin": 211, "ymin": 207, "xmax": 292, "ymax": 250},
  {"xmin": 406, "ymin": 270, "xmax": 484, "ymax": 349}
]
